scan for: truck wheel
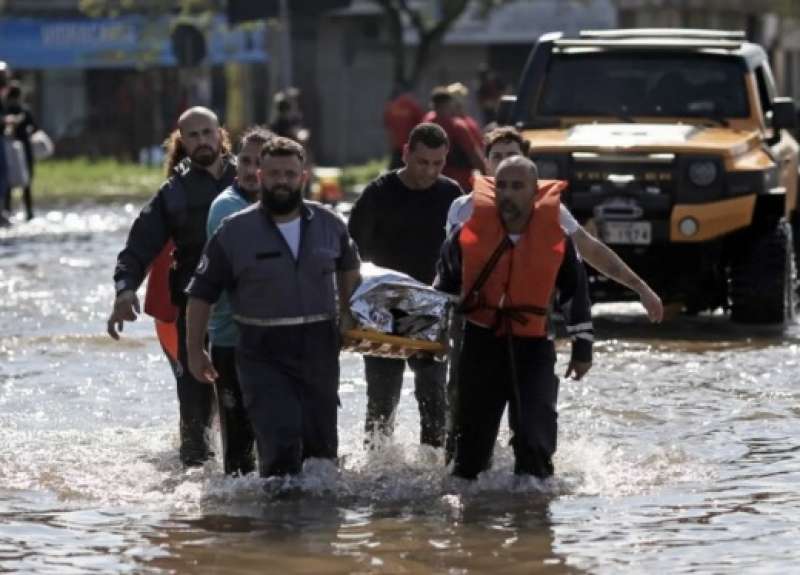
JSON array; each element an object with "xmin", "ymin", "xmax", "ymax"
[{"xmin": 730, "ymin": 220, "xmax": 796, "ymax": 324}]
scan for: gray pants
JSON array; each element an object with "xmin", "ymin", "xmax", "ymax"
[
  {"xmin": 236, "ymin": 321, "xmax": 340, "ymax": 478},
  {"xmin": 364, "ymin": 354, "xmax": 447, "ymax": 448}
]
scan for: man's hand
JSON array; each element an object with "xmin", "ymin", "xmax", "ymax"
[
  {"xmin": 638, "ymin": 285, "xmax": 664, "ymax": 323},
  {"xmin": 107, "ymin": 290, "xmax": 140, "ymax": 340},
  {"xmin": 339, "ymin": 309, "xmax": 357, "ymax": 336},
  {"xmin": 565, "ymin": 360, "xmax": 592, "ymax": 381},
  {"xmin": 188, "ymin": 350, "xmax": 218, "ymax": 384}
]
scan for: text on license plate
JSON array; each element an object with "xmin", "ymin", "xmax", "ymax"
[{"xmin": 602, "ymin": 221, "xmax": 652, "ymax": 245}]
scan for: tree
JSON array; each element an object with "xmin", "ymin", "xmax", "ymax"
[
  {"xmin": 78, "ymin": 0, "xmax": 220, "ymax": 18},
  {"xmin": 374, "ymin": 0, "xmax": 515, "ymax": 90}
]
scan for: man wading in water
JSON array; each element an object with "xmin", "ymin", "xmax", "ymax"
[
  {"xmin": 107, "ymin": 106, "xmax": 236, "ymax": 468},
  {"xmin": 435, "ymin": 156, "xmax": 593, "ymax": 480}
]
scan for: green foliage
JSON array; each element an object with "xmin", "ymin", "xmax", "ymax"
[
  {"xmin": 78, "ymin": 0, "xmax": 219, "ymax": 18},
  {"xmin": 340, "ymin": 157, "xmax": 389, "ymax": 190},
  {"xmin": 34, "ymin": 158, "xmax": 163, "ymax": 205}
]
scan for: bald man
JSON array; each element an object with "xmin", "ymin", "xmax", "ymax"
[
  {"xmin": 108, "ymin": 106, "xmax": 237, "ymax": 468},
  {"xmin": 435, "ymin": 156, "xmax": 593, "ymax": 481}
]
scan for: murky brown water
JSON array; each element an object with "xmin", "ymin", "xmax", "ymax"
[{"xmin": 2, "ymin": 205, "xmax": 800, "ymax": 574}]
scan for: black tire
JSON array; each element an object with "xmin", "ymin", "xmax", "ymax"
[{"xmin": 730, "ymin": 220, "xmax": 796, "ymax": 324}]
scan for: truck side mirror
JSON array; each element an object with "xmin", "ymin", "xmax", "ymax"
[
  {"xmin": 772, "ymin": 97, "xmax": 797, "ymax": 132},
  {"xmin": 497, "ymin": 95, "xmax": 517, "ymax": 126}
]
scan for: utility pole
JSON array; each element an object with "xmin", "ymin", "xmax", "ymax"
[{"xmin": 279, "ymin": 0, "xmax": 293, "ymax": 88}]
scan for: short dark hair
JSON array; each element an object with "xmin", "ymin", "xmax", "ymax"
[
  {"xmin": 260, "ymin": 135, "xmax": 306, "ymax": 164},
  {"xmin": 484, "ymin": 126, "xmax": 529, "ymax": 156},
  {"xmin": 407, "ymin": 122, "xmax": 449, "ymax": 151},
  {"xmin": 238, "ymin": 125, "xmax": 272, "ymax": 152},
  {"xmin": 430, "ymin": 86, "xmax": 453, "ymax": 107}
]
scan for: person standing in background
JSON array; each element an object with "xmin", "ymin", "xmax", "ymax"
[
  {"xmin": 384, "ymin": 83, "xmax": 424, "ymax": 170},
  {"xmin": 3, "ymin": 81, "xmax": 38, "ymax": 220},
  {"xmin": 423, "ymin": 87, "xmax": 486, "ymax": 192},
  {"xmin": 447, "ymin": 82, "xmax": 483, "ymax": 146},
  {"xmin": 0, "ymin": 61, "xmax": 11, "ymax": 226}
]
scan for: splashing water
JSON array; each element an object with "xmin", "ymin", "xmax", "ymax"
[{"xmin": 3, "ymin": 206, "xmax": 800, "ymax": 574}]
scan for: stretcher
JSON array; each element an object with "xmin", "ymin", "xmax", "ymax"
[{"xmin": 342, "ymin": 328, "xmax": 447, "ymax": 359}]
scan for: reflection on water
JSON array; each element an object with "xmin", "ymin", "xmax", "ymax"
[{"xmin": 3, "ymin": 206, "xmax": 800, "ymax": 573}]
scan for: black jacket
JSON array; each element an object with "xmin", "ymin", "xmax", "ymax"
[
  {"xmin": 434, "ymin": 226, "xmax": 593, "ymax": 363},
  {"xmin": 347, "ymin": 171, "xmax": 462, "ymax": 284},
  {"xmin": 113, "ymin": 156, "xmax": 237, "ymax": 305}
]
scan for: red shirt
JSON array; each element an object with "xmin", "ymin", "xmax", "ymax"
[
  {"xmin": 462, "ymin": 114, "xmax": 483, "ymax": 148},
  {"xmin": 384, "ymin": 94, "xmax": 424, "ymax": 151},
  {"xmin": 423, "ymin": 110, "xmax": 479, "ymax": 191}
]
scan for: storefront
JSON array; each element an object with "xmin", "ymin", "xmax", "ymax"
[{"xmin": 0, "ymin": 15, "xmax": 269, "ymax": 160}]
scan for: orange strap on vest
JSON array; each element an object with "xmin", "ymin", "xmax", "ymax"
[
  {"xmin": 460, "ymin": 175, "xmax": 567, "ymax": 337},
  {"xmin": 144, "ymin": 240, "xmax": 179, "ymax": 324}
]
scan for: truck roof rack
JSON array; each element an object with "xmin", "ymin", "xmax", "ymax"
[
  {"xmin": 554, "ymin": 37, "xmax": 744, "ymax": 51},
  {"xmin": 579, "ymin": 28, "xmax": 747, "ymax": 41}
]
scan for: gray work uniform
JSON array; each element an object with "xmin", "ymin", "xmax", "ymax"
[{"xmin": 186, "ymin": 201, "xmax": 360, "ymax": 477}]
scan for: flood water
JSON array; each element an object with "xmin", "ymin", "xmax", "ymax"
[{"xmin": 2, "ymin": 204, "xmax": 800, "ymax": 574}]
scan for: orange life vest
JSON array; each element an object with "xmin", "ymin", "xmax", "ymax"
[
  {"xmin": 459, "ymin": 176, "xmax": 567, "ymax": 337},
  {"xmin": 144, "ymin": 240, "xmax": 178, "ymax": 324}
]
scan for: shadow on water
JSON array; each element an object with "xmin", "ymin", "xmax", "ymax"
[{"xmin": 139, "ymin": 491, "xmax": 583, "ymax": 575}]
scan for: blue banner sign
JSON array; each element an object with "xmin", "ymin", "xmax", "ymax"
[{"xmin": 0, "ymin": 15, "xmax": 267, "ymax": 69}]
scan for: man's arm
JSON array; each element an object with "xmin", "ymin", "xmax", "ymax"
[
  {"xmin": 555, "ymin": 238, "xmax": 593, "ymax": 380},
  {"xmin": 113, "ymin": 183, "xmax": 171, "ymax": 295},
  {"xmin": 433, "ymin": 227, "xmax": 463, "ymax": 295},
  {"xmin": 184, "ymin": 229, "xmax": 234, "ymax": 382},
  {"xmin": 336, "ymin": 268, "xmax": 362, "ymax": 332},
  {"xmin": 108, "ymin": 184, "xmax": 171, "ymax": 339},
  {"xmin": 336, "ymin": 217, "xmax": 363, "ymax": 332},
  {"xmin": 186, "ymin": 298, "xmax": 217, "ymax": 384},
  {"xmin": 347, "ymin": 184, "xmax": 376, "ymax": 261},
  {"xmin": 572, "ymin": 227, "xmax": 663, "ymax": 322}
]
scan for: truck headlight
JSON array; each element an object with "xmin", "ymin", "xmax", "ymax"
[
  {"xmin": 534, "ymin": 159, "xmax": 559, "ymax": 179},
  {"xmin": 688, "ymin": 160, "xmax": 718, "ymax": 187}
]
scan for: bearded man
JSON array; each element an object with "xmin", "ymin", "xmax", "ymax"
[
  {"xmin": 108, "ymin": 106, "xmax": 237, "ymax": 467},
  {"xmin": 184, "ymin": 137, "xmax": 362, "ymax": 479}
]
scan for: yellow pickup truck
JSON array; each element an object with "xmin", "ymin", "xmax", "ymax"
[{"xmin": 501, "ymin": 29, "xmax": 799, "ymax": 324}]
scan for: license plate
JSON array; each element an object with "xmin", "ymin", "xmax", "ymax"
[{"xmin": 602, "ymin": 221, "xmax": 652, "ymax": 245}]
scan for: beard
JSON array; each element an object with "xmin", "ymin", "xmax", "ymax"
[
  {"xmin": 237, "ymin": 175, "xmax": 260, "ymax": 198},
  {"xmin": 190, "ymin": 144, "xmax": 219, "ymax": 167},
  {"xmin": 498, "ymin": 200, "xmax": 522, "ymax": 223},
  {"xmin": 261, "ymin": 184, "xmax": 303, "ymax": 215}
]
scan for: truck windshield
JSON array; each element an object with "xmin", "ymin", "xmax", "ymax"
[{"xmin": 535, "ymin": 52, "xmax": 750, "ymax": 121}]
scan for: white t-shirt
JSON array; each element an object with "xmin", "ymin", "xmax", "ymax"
[
  {"xmin": 277, "ymin": 217, "xmax": 302, "ymax": 259},
  {"xmin": 445, "ymin": 194, "xmax": 580, "ymax": 236}
]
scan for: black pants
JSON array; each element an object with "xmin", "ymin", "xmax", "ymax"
[
  {"xmin": 364, "ymin": 354, "xmax": 447, "ymax": 448},
  {"xmin": 175, "ymin": 307, "xmax": 216, "ymax": 466},
  {"xmin": 444, "ymin": 310, "xmax": 465, "ymax": 463},
  {"xmin": 237, "ymin": 321, "xmax": 340, "ymax": 478},
  {"xmin": 210, "ymin": 345, "xmax": 256, "ymax": 475},
  {"xmin": 452, "ymin": 322, "xmax": 559, "ymax": 480}
]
